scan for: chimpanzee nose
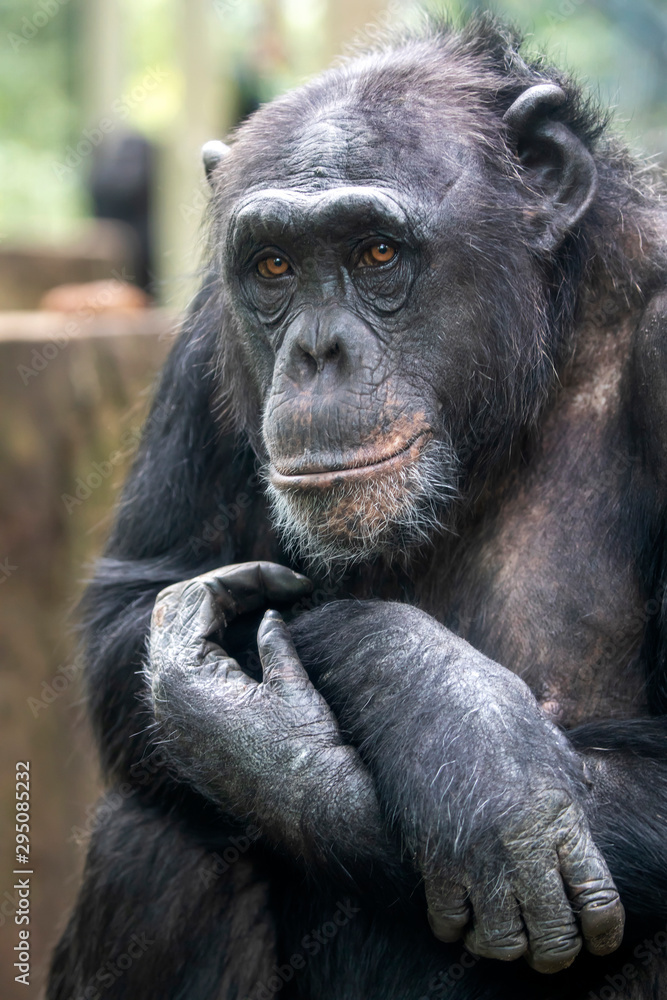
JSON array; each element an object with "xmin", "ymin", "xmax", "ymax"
[{"xmin": 284, "ymin": 308, "xmax": 358, "ymax": 384}]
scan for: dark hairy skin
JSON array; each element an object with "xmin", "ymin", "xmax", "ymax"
[{"xmin": 49, "ymin": 13, "xmax": 667, "ymax": 1000}]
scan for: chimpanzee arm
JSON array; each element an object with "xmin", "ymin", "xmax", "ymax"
[
  {"xmin": 289, "ymin": 599, "xmax": 635, "ymax": 973},
  {"xmin": 150, "ymin": 580, "xmax": 629, "ymax": 974},
  {"xmin": 291, "ymin": 601, "xmax": 667, "ymax": 929},
  {"xmin": 146, "ymin": 564, "xmax": 402, "ymax": 887},
  {"xmin": 148, "ymin": 580, "xmax": 666, "ymax": 971}
]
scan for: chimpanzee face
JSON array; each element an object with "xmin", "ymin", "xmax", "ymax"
[{"xmin": 216, "ymin": 77, "xmax": 596, "ymax": 568}]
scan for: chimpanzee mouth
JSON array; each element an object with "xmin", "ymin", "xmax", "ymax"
[
  {"xmin": 265, "ymin": 432, "xmax": 459, "ymax": 572},
  {"xmin": 269, "ymin": 432, "xmax": 433, "ymax": 490}
]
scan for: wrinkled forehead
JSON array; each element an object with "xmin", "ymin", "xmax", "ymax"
[
  {"xmin": 226, "ymin": 96, "xmax": 476, "ymax": 199},
  {"xmin": 286, "ymin": 117, "xmax": 361, "ymax": 177},
  {"xmin": 255, "ymin": 111, "xmax": 402, "ymax": 187},
  {"xmin": 223, "ymin": 110, "xmax": 476, "ymax": 254}
]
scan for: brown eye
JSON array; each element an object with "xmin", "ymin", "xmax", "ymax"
[
  {"xmin": 360, "ymin": 242, "xmax": 397, "ymax": 267},
  {"xmin": 258, "ymin": 256, "xmax": 290, "ymax": 278}
]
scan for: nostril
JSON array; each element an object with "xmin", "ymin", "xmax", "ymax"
[
  {"xmin": 291, "ymin": 334, "xmax": 344, "ymax": 381},
  {"xmin": 297, "ymin": 346, "xmax": 319, "ymax": 379},
  {"xmin": 316, "ymin": 339, "xmax": 341, "ymax": 372}
]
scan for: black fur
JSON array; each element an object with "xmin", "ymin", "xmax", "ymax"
[{"xmin": 49, "ymin": 13, "xmax": 667, "ymax": 1000}]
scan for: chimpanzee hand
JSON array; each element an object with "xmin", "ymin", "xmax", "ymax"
[
  {"xmin": 415, "ymin": 657, "xmax": 625, "ymax": 973},
  {"xmin": 146, "ymin": 563, "xmax": 386, "ymax": 866},
  {"xmin": 289, "ymin": 600, "xmax": 625, "ymax": 974}
]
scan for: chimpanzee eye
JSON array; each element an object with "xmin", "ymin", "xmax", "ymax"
[
  {"xmin": 257, "ymin": 256, "xmax": 291, "ymax": 278},
  {"xmin": 358, "ymin": 242, "xmax": 397, "ymax": 267}
]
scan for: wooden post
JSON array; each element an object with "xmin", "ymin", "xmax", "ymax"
[
  {"xmin": 82, "ymin": 0, "xmax": 125, "ymax": 126},
  {"xmin": 156, "ymin": 0, "xmax": 234, "ymax": 310},
  {"xmin": 0, "ymin": 311, "xmax": 174, "ymax": 999}
]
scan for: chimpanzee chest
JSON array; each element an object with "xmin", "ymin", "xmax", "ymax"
[
  {"xmin": 446, "ymin": 496, "xmax": 649, "ymax": 729},
  {"xmin": 431, "ymin": 322, "xmax": 650, "ymax": 728}
]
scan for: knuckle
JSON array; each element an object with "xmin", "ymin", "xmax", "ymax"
[
  {"xmin": 427, "ymin": 895, "xmax": 468, "ymax": 917},
  {"xmin": 148, "ymin": 620, "xmax": 177, "ymax": 661},
  {"xmin": 266, "ymin": 660, "xmax": 304, "ymax": 687},
  {"xmin": 181, "ymin": 578, "xmax": 210, "ymax": 601},
  {"xmin": 575, "ymin": 878, "xmax": 617, "ymax": 905},
  {"xmin": 200, "ymin": 656, "xmax": 235, "ymax": 676},
  {"xmin": 554, "ymin": 800, "xmax": 587, "ymax": 838},
  {"xmin": 427, "ymin": 896, "xmax": 469, "ymax": 943},
  {"xmin": 156, "ymin": 581, "xmax": 184, "ymax": 602},
  {"xmin": 151, "ymin": 593, "xmax": 181, "ymax": 629},
  {"xmin": 468, "ymin": 928, "xmax": 526, "ymax": 960},
  {"xmin": 529, "ymin": 922, "xmax": 580, "ymax": 952},
  {"xmin": 581, "ymin": 886, "xmax": 622, "ymax": 910},
  {"xmin": 424, "ymin": 879, "xmax": 468, "ymax": 916},
  {"xmin": 152, "ymin": 579, "xmax": 210, "ymax": 626},
  {"xmin": 528, "ymin": 941, "xmax": 581, "ymax": 974}
]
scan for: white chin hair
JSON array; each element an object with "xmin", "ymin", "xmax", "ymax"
[{"xmin": 265, "ymin": 437, "xmax": 459, "ymax": 574}]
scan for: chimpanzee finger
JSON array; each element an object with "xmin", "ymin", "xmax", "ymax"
[
  {"xmin": 464, "ymin": 880, "xmax": 527, "ymax": 962},
  {"xmin": 558, "ymin": 823, "xmax": 625, "ymax": 956},
  {"xmin": 152, "ymin": 563, "xmax": 310, "ymax": 645},
  {"xmin": 213, "ymin": 562, "xmax": 312, "ymax": 614},
  {"xmin": 257, "ymin": 610, "xmax": 312, "ymax": 694},
  {"xmin": 151, "ymin": 576, "xmax": 232, "ymax": 649},
  {"xmin": 151, "ymin": 577, "xmax": 251, "ymax": 683},
  {"xmin": 517, "ymin": 865, "xmax": 582, "ymax": 973},
  {"xmin": 424, "ymin": 875, "xmax": 470, "ymax": 942}
]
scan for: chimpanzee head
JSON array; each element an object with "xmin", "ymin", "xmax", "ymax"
[{"xmin": 203, "ymin": 18, "xmax": 605, "ymax": 569}]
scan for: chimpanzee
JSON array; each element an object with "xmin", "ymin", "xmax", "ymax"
[{"xmin": 48, "ymin": 14, "xmax": 667, "ymax": 1000}]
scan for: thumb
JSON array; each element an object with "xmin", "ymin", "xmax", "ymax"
[{"xmin": 258, "ymin": 610, "xmax": 310, "ymax": 692}]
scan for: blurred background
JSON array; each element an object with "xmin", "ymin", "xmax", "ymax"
[{"xmin": 0, "ymin": 0, "xmax": 665, "ymax": 996}]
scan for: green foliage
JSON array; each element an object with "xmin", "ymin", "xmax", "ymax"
[
  {"xmin": 0, "ymin": 0, "xmax": 87, "ymax": 239},
  {"xmin": 0, "ymin": 0, "xmax": 664, "ymax": 244},
  {"xmin": 415, "ymin": 0, "xmax": 667, "ymax": 157}
]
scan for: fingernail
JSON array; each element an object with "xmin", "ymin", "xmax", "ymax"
[{"xmin": 265, "ymin": 609, "xmax": 282, "ymax": 620}]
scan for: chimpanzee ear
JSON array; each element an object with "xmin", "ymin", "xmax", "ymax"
[
  {"xmin": 503, "ymin": 84, "xmax": 597, "ymax": 251},
  {"xmin": 202, "ymin": 140, "xmax": 231, "ymax": 186}
]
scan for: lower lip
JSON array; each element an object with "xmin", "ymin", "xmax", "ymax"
[{"xmin": 269, "ymin": 433, "xmax": 431, "ymax": 490}]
